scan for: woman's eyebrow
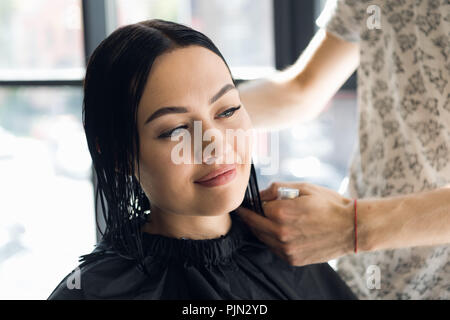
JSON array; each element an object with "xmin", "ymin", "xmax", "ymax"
[{"xmin": 144, "ymin": 83, "xmax": 236, "ymax": 125}]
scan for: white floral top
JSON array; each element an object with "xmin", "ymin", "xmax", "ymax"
[{"xmin": 316, "ymin": 0, "xmax": 450, "ymax": 299}]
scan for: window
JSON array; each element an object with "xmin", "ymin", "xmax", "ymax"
[
  {"xmin": 0, "ymin": 0, "xmax": 94, "ymax": 299},
  {"xmin": 253, "ymin": 0, "xmax": 358, "ymax": 196},
  {"xmin": 0, "ymin": 0, "xmax": 85, "ymax": 80},
  {"xmin": 254, "ymin": 92, "xmax": 358, "ymax": 194},
  {"xmin": 113, "ymin": 0, "xmax": 276, "ymax": 79}
]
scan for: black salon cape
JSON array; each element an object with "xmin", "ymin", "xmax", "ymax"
[{"xmin": 48, "ymin": 212, "xmax": 356, "ymax": 300}]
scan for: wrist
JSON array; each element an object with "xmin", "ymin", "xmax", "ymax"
[
  {"xmin": 340, "ymin": 196, "xmax": 356, "ymax": 255},
  {"xmin": 354, "ymin": 197, "xmax": 395, "ymax": 252},
  {"xmin": 341, "ymin": 196, "xmax": 378, "ymax": 254}
]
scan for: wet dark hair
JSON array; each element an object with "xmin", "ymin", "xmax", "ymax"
[{"xmin": 79, "ymin": 19, "xmax": 264, "ymax": 275}]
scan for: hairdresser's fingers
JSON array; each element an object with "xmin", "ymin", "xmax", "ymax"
[
  {"xmin": 261, "ymin": 199, "xmax": 301, "ymax": 224},
  {"xmin": 236, "ymin": 206, "xmax": 282, "ymax": 236},
  {"xmin": 259, "ymin": 181, "xmax": 314, "ymax": 201},
  {"xmin": 259, "ymin": 187, "xmax": 278, "ymax": 201}
]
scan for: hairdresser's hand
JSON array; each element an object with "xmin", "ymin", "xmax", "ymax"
[{"xmin": 236, "ymin": 181, "xmax": 355, "ymax": 266}]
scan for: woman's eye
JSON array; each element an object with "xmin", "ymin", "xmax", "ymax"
[
  {"xmin": 158, "ymin": 105, "xmax": 241, "ymax": 139},
  {"xmin": 159, "ymin": 125, "xmax": 189, "ymax": 139},
  {"xmin": 216, "ymin": 105, "xmax": 241, "ymax": 118}
]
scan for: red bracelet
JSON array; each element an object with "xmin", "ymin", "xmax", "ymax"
[{"xmin": 354, "ymin": 198, "xmax": 358, "ymax": 254}]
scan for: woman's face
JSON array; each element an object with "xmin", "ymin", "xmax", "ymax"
[{"xmin": 135, "ymin": 45, "xmax": 253, "ymax": 217}]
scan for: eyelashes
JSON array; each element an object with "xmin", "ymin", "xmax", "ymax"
[
  {"xmin": 158, "ymin": 105, "xmax": 241, "ymax": 139},
  {"xmin": 159, "ymin": 125, "xmax": 189, "ymax": 139},
  {"xmin": 216, "ymin": 105, "xmax": 241, "ymax": 119}
]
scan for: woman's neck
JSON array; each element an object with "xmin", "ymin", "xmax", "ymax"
[{"xmin": 141, "ymin": 208, "xmax": 232, "ymax": 240}]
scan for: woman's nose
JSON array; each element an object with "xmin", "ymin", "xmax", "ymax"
[
  {"xmin": 200, "ymin": 126, "xmax": 231, "ymax": 164},
  {"xmin": 203, "ymin": 147, "xmax": 234, "ymax": 164}
]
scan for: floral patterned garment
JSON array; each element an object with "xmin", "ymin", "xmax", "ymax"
[{"xmin": 316, "ymin": 0, "xmax": 450, "ymax": 299}]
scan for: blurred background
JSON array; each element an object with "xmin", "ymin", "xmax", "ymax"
[{"xmin": 0, "ymin": 0, "xmax": 358, "ymax": 299}]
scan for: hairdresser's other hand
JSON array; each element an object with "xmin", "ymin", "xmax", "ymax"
[{"xmin": 236, "ymin": 181, "xmax": 355, "ymax": 266}]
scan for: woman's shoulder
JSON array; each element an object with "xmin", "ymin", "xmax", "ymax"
[{"xmin": 47, "ymin": 240, "xmax": 138, "ymax": 300}]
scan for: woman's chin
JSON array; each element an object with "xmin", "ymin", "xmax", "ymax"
[{"xmin": 194, "ymin": 192, "xmax": 245, "ymax": 215}]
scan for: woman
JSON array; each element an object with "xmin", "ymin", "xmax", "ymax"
[{"xmin": 48, "ymin": 19, "xmax": 356, "ymax": 300}]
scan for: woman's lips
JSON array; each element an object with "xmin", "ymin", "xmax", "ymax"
[
  {"xmin": 195, "ymin": 164, "xmax": 237, "ymax": 182},
  {"xmin": 194, "ymin": 167, "xmax": 237, "ymax": 187}
]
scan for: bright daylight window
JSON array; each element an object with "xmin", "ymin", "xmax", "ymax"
[
  {"xmin": 0, "ymin": 0, "xmax": 94, "ymax": 299},
  {"xmin": 0, "ymin": 0, "xmax": 85, "ymax": 80},
  {"xmin": 113, "ymin": 0, "xmax": 276, "ymax": 79}
]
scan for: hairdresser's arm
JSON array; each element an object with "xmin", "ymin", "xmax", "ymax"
[
  {"xmin": 237, "ymin": 182, "xmax": 450, "ymax": 266},
  {"xmin": 353, "ymin": 185, "xmax": 450, "ymax": 253},
  {"xmin": 238, "ymin": 29, "xmax": 359, "ymax": 130}
]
